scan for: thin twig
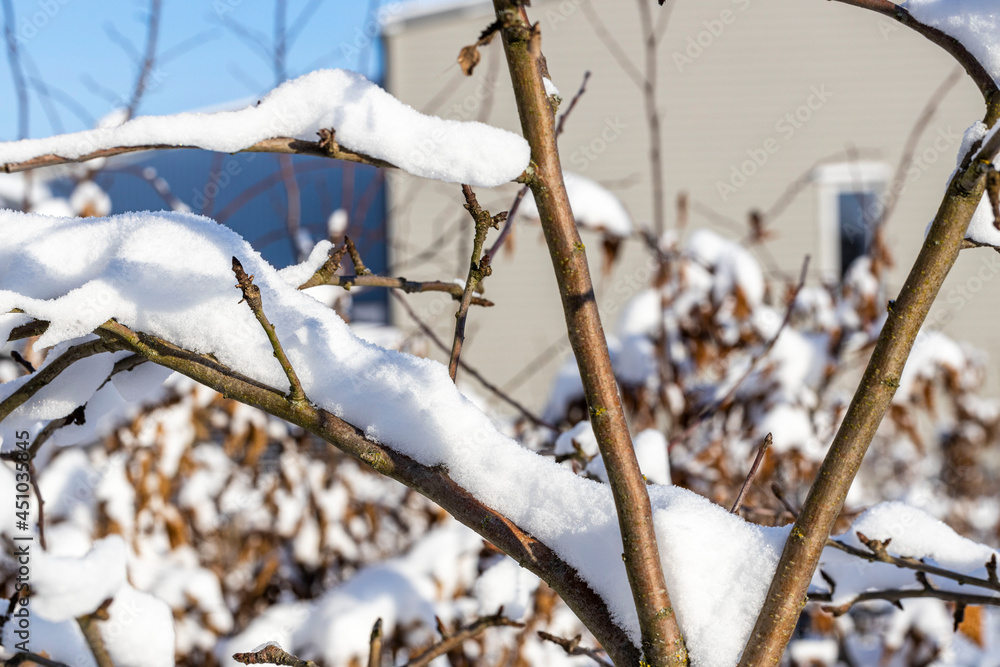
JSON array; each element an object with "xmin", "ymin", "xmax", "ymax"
[
  {"xmin": 391, "ymin": 292, "xmax": 554, "ymax": 429},
  {"xmin": 232, "ymin": 644, "xmax": 317, "ymax": 667},
  {"xmin": 580, "ymin": 0, "xmax": 643, "ymax": 87},
  {"xmin": 232, "ymin": 257, "xmax": 306, "ymax": 404},
  {"xmin": 669, "ymin": 256, "xmax": 810, "ymax": 451},
  {"xmin": 824, "ymin": 533, "xmax": 1000, "ymax": 593},
  {"xmin": 367, "ymin": 618, "xmax": 382, "ymax": 667},
  {"xmin": 730, "ymin": 433, "xmax": 772, "ymax": 514},
  {"xmin": 771, "ymin": 483, "xmax": 799, "ymax": 519},
  {"xmin": 27, "ymin": 460, "xmax": 44, "ymax": 550},
  {"xmin": 344, "ymin": 236, "xmax": 371, "ymax": 276},
  {"xmin": 449, "ymin": 185, "xmax": 502, "ymax": 382},
  {"xmin": 538, "ymin": 631, "xmax": 614, "ymax": 667},
  {"xmin": 9, "ymin": 351, "xmax": 33, "ymax": 373},
  {"xmin": 297, "ymin": 244, "xmax": 492, "ymax": 306},
  {"xmin": 125, "ymin": 0, "xmax": 161, "ymax": 120},
  {"xmin": 305, "ymin": 273, "xmax": 494, "ymax": 306},
  {"xmin": 810, "ymin": 587, "xmax": 1000, "ymax": 617},
  {"xmin": 1, "ymin": 0, "xmax": 29, "ymax": 140},
  {"xmin": 636, "ymin": 0, "xmax": 666, "ymax": 234},
  {"xmin": 403, "ymin": 612, "xmax": 523, "ymax": 667},
  {"xmin": 554, "ymin": 70, "xmax": 591, "ymax": 138}
]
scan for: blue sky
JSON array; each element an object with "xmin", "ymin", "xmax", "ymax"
[{"xmin": 0, "ymin": 0, "xmax": 387, "ymax": 140}]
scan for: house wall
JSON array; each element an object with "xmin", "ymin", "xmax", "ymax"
[{"xmin": 382, "ymin": 0, "xmax": 995, "ymax": 414}]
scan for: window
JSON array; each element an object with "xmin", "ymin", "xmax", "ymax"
[{"xmin": 812, "ymin": 162, "xmax": 889, "ymax": 282}]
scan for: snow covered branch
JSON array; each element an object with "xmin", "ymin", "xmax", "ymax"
[
  {"xmin": 33, "ymin": 315, "xmax": 640, "ymax": 664},
  {"xmin": 0, "ymin": 70, "xmax": 531, "ymax": 188}
]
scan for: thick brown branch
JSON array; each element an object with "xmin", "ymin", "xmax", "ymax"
[
  {"xmin": 77, "ymin": 606, "xmax": 115, "ymax": 667},
  {"xmin": 492, "ymin": 3, "xmax": 685, "ymax": 664},
  {"xmin": 91, "ymin": 319, "xmax": 639, "ymax": 665},
  {"xmin": 738, "ymin": 98, "xmax": 1000, "ymax": 667}
]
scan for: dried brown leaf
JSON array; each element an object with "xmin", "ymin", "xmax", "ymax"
[{"xmin": 458, "ymin": 44, "xmax": 481, "ymax": 76}]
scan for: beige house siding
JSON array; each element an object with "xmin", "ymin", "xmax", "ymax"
[{"xmin": 382, "ymin": 0, "xmax": 994, "ymax": 413}]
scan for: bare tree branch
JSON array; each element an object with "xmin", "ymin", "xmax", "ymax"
[
  {"xmin": 492, "ymin": 3, "xmax": 685, "ymax": 664},
  {"xmin": 1, "ymin": 0, "xmax": 29, "ymax": 139},
  {"xmin": 449, "ymin": 185, "xmax": 501, "ymax": 382},
  {"xmin": 233, "ymin": 257, "xmax": 306, "ymax": 405},
  {"xmin": 730, "ymin": 433, "xmax": 772, "ymax": 514},
  {"xmin": 738, "ymin": 3, "xmax": 1000, "ymax": 657}
]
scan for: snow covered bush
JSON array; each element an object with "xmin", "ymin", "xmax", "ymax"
[{"xmin": 2, "ymin": 1, "xmax": 1000, "ymax": 667}]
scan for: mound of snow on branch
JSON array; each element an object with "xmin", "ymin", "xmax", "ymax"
[
  {"xmin": 0, "ymin": 69, "xmax": 529, "ymax": 187},
  {"xmin": 3, "ymin": 211, "xmax": 1000, "ymax": 666}
]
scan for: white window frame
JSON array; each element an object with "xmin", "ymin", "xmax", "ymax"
[{"xmin": 812, "ymin": 161, "xmax": 890, "ymax": 283}]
